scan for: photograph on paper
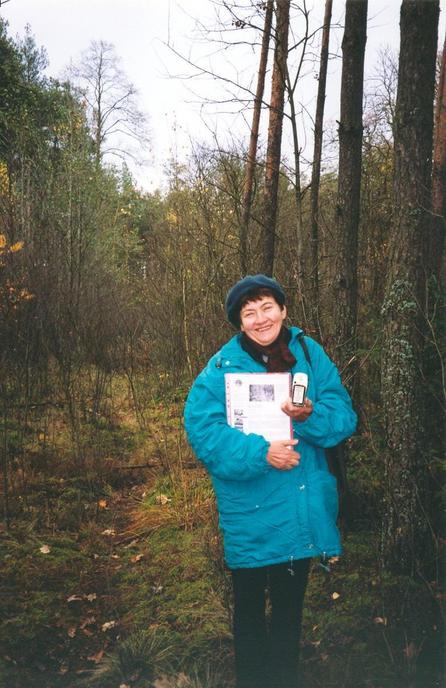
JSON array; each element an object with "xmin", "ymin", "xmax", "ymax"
[{"xmin": 249, "ymin": 383, "xmax": 275, "ymax": 402}]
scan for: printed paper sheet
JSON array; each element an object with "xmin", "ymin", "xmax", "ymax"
[{"xmin": 225, "ymin": 372, "xmax": 292, "ymax": 442}]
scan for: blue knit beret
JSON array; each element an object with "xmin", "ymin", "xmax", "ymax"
[{"xmin": 225, "ymin": 274, "xmax": 286, "ymax": 328}]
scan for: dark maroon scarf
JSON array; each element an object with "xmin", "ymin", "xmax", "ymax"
[{"xmin": 241, "ymin": 326, "xmax": 296, "ymax": 373}]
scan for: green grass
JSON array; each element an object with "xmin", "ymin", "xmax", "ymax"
[
  {"xmin": 300, "ymin": 533, "xmax": 444, "ymax": 688},
  {"xmin": 0, "ymin": 395, "xmax": 443, "ymax": 688}
]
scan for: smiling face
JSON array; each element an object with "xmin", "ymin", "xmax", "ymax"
[{"xmin": 239, "ymin": 294, "xmax": 287, "ymax": 346}]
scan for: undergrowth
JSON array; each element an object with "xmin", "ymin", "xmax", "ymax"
[{"xmin": 0, "ymin": 388, "xmax": 444, "ymax": 688}]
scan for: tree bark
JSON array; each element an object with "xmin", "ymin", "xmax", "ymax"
[
  {"xmin": 425, "ymin": 30, "xmax": 445, "ymax": 541},
  {"xmin": 381, "ymin": 0, "xmax": 439, "ymax": 574},
  {"xmin": 287, "ymin": 71, "xmax": 303, "ymax": 253},
  {"xmin": 309, "ymin": 0, "xmax": 333, "ymax": 332},
  {"xmin": 431, "ymin": 31, "xmax": 446, "ymax": 280},
  {"xmin": 330, "ymin": 0, "xmax": 367, "ymax": 395},
  {"xmin": 284, "ymin": 4, "xmax": 310, "ymax": 324},
  {"xmin": 240, "ymin": 0, "xmax": 274, "ymax": 275},
  {"xmin": 260, "ymin": 0, "xmax": 290, "ymax": 276}
]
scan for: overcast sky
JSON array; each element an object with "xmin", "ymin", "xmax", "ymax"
[{"xmin": 1, "ymin": 0, "xmax": 445, "ymax": 191}]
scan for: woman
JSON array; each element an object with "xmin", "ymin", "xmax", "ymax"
[{"xmin": 184, "ymin": 274, "xmax": 357, "ymax": 688}]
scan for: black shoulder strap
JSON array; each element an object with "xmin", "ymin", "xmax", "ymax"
[{"xmin": 297, "ymin": 332, "xmax": 312, "ymax": 367}]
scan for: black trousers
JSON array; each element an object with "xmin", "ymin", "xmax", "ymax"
[{"xmin": 231, "ymin": 558, "xmax": 310, "ymax": 688}]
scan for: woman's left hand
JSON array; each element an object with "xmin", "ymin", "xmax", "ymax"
[{"xmin": 281, "ymin": 397, "xmax": 313, "ymax": 422}]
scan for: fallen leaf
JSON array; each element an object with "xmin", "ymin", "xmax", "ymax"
[
  {"xmin": 373, "ymin": 616, "xmax": 387, "ymax": 625},
  {"xmin": 101, "ymin": 528, "xmax": 115, "ymax": 536},
  {"xmin": 131, "ymin": 553, "xmax": 144, "ymax": 563},
  {"xmin": 10, "ymin": 241, "xmax": 24, "ymax": 253},
  {"xmin": 67, "ymin": 595, "xmax": 83, "ymax": 603},
  {"xmin": 155, "ymin": 494, "xmax": 171, "ymax": 505},
  {"xmin": 102, "ymin": 620, "xmax": 117, "ymax": 632},
  {"xmin": 67, "ymin": 627, "xmax": 76, "ymax": 638},
  {"xmin": 85, "ymin": 593, "xmax": 97, "ymax": 602},
  {"xmin": 153, "ymin": 677, "xmax": 176, "ymax": 688},
  {"xmin": 98, "ymin": 499, "xmax": 107, "ymax": 509},
  {"xmin": 124, "ymin": 539, "xmax": 139, "ymax": 549},
  {"xmin": 332, "ymin": 592, "xmax": 340, "ymax": 600},
  {"xmin": 39, "ymin": 544, "xmax": 51, "ymax": 554},
  {"xmin": 87, "ymin": 650, "xmax": 104, "ymax": 663}
]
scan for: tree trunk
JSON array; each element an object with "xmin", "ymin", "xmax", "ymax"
[
  {"xmin": 286, "ymin": 67, "xmax": 304, "ymax": 284},
  {"xmin": 240, "ymin": 0, "xmax": 274, "ymax": 275},
  {"xmin": 2, "ymin": 392, "xmax": 10, "ymax": 531},
  {"xmin": 431, "ymin": 31, "xmax": 446, "ymax": 279},
  {"xmin": 309, "ymin": 0, "xmax": 333, "ymax": 334},
  {"xmin": 381, "ymin": 0, "xmax": 439, "ymax": 574},
  {"xmin": 330, "ymin": 0, "xmax": 367, "ymax": 395},
  {"xmin": 425, "ymin": 30, "xmax": 446, "ymax": 538},
  {"xmin": 284, "ymin": 4, "xmax": 310, "ymax": 325},
  {"xmin": 260, "ymin": 0, "xmax": 290, "ymax": 276}
]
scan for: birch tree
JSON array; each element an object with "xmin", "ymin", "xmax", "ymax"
[{"xmin": 70, "ymin": 40, "xmax": 149, "ymax": 166}]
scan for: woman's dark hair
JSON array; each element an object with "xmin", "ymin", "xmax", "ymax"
[{"xmin": 239, "ymin": 288, "xmax": 283, "ymax": 313}]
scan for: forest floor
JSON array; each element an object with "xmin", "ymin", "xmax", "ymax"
[{"xmin": 0, "ymin": 395, "xmax": 444, "ymax": 688}]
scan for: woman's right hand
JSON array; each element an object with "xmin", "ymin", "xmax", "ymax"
[{"xmin": 266, "ymin": 439, "xmax": 300, "ymax": 471}]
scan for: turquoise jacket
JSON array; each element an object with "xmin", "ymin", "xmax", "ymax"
[{"xmin": 183, "ymin": 327, "xmax": 357, "ymax": 570}]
